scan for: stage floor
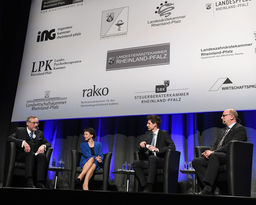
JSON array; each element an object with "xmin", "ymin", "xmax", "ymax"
[{"xmin": 1, "ymin": 187, "xmax": 256, "ymax": 203}]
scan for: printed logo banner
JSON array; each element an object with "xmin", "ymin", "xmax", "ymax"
[
  {"xmin": 11, "ymin": 0, "xmax": 256, "ymax": 121},
  {"xmin": 106, "ymin": 43, "xmax": 170, "ymax": 71}
]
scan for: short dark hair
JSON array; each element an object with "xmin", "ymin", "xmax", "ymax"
[
  {"xmin": 83, "ymin": 127, "xmax": 96, "ymax": 139},
  {"xmin": 147, "ymin": 115, "xmax": 161, "ymax": 128},
  {"xmin": 26, "ymin": 116, "xmax": 38, "ymax": 122}
]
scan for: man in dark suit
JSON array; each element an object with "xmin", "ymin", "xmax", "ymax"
[
  {"xmin": 8, "ymin": 116, "xmax": 51, "ymax": 188},
  {"xmin": 133, "ymin": 115, "xmax": 176, "ymax": 192},
  {"xmin": 192, "ymin": 109, "xmax": 247, "ymax": 195}
]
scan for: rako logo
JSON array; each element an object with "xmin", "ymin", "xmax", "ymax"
[
  {"xmin": 37, "ymin": 29, "xmax": 56, "ymax": 42},
  {"xmin": 83, "ymin": 85, "xmax": 109, "ymax": 97}
]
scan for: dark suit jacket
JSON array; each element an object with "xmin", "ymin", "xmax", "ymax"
[
  {"xmin": 212, "ymin": 122, "xmax": 247, "ymax": 153},
  {"xmin": 138, "ymin": 129, "xmax": 176, "ymax": 159},
  {"xmin": 8, "ymin": 127, "xmax": 51, "ymax": 153}
]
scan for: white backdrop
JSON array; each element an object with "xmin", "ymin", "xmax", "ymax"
[{"xmin": 11, "ymin": 0, "xmax": 256, "ymax": 121}]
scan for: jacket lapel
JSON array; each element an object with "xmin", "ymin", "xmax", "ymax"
[
  {"xmin": 155, "ymin": 130, "xmax": 161, "ymax": 148},
  {"xmin": 223, "ymin": 123, "xmax": 238, "ymax": 144}
]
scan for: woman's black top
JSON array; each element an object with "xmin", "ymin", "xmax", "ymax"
[{"xmin": 90, "ymin": 147, "xmax": 95, "ymax": 156}]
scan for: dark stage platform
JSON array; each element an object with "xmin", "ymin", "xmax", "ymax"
[{"xmin": 1, "ymin": 187, "xmax": 256, "ymax": 203}]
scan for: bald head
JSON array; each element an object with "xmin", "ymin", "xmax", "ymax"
[{"xmin": 221, "ymin": 109, "xmax": 238, "ymax": 126}]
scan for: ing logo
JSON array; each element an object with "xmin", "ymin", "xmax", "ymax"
[{"xmin": 37, "ymin": 29, "xmax": 56, "ymax": 42}]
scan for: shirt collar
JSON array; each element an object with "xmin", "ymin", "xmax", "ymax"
[
  {"xmin": 153, "ymin": 129, "xmax": 159, "ymax": 136},
  {"xmin": 228, "ymin": 122, "xmax": 236, "ymax": 129},
  {"xmin": 27, "ymin": 127, "xmax": 35, "ymax": 138}
]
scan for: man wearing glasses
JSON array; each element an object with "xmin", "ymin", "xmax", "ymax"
[
  {"xmin": 8, "ymin": 116, "xmax": 51, "ymax": 188},
  {"xmin": 192, "ymin": 109, "xmax": 247, "ymax": 195}
]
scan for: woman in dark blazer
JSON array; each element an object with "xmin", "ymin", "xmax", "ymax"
[{"xmin": 76, "ymin": 128, "xmax": 104, "ymax": 190}]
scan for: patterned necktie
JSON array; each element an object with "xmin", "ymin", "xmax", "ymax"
[
  {"xmin": 217, "ymin": 127, "xmax": 230, "ymax": 149},
  {"xmin": 30, "ymin": 131, "xmax": 33, "ymax": 139}
]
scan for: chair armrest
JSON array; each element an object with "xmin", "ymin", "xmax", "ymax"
[
  {"xmin": 134, "ymin": 151, "xmax": 139, "ymax": 161},
  {"xmin": 45, "ymin": 147, "xmax": 53, "ymax": 164},
  {"xmin": 163, "ymin": 149, "xmax": 181, "ymax": 193},
  {"xmin": 227, "ymin": 140, "xmax": 253, "ymax": 196},
  {"xmin": 70, "ymin": 149, "xmax": 79, "ymax": 189},
  {"xmin": 5, "ymin": 142, "xmax": 17, "ymax": 187},
  {"xmin": 102, "ymin": 152, "xmax": 112, "ymax": 190}
]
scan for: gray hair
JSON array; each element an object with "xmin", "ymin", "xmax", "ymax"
[{"xmin": 228, "ymin": 109, "xmax": 238, "ymax": 120}]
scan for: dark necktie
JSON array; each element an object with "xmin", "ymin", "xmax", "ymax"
[
  {"xmin": 151, "ymin": 133, "xmax": 157, "ymax": 156},
  {"xmin": 217, "ymin": 127, "xmax": 230, "ymax": 149},
  {"xmin": 30, "ymin": 131, "xmax": 33, "ymax": 139},
  {"xmin": 151, "ymin": 133, "xmax": 156, "ymax": 147}
]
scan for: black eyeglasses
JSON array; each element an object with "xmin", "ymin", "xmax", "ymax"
[
  {"xmin": 29, "ymin": 121, "xmax": 39, "ymax": 125},
  {"xmin": 222, "ymin": 114, "xmax": 230, "ymax": 117}
]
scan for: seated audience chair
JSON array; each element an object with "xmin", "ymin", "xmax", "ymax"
[
  {"xmin": 194, "ymin": 140, "xmax": 253, "ymax": 196},
  {"xmin": 70, "ymin": 150, "xmax": 112, "ymax": 191}
]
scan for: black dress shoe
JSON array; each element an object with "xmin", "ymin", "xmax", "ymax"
[
  {"xmin": 75, "ymin": 178, "xmax": 82, "ymax": 189},
  {"xmin": 199, "ymin": 185, "xmax": 213, "ymax": 195},
  {"xmin": 26, "ymin": 178, "xmax": 36, "ymax": 188},
  {"xmin": 143, "ymin": 183, "xmax": 153, "ymax": 192},
  {"xmin": 36, "ymin": 182, "xmax": 46, "ymax": 188}
]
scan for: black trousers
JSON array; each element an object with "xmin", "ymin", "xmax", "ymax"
[
  {"xmin": 133, "ymin": 155, "xmax": 164, "ymax": 187},
  {"xmin": 192, "ymin": 152, "xmax": 226, "ymax": 187},
  {"xmin": 16, "ymin": 151, "xmax": 47, "ymax": 182}
]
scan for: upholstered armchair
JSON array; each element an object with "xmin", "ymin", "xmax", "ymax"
[
  {"xmin": 134, "ymin": 149, "xmax": 180, "ymax": 193},
  {"xmin": 5, "ymin": 141, "xmax": 53, "ymax": 187},
  {"xmin": 194, "ymin": 140, "xmax": 253, "ymax": 196},
  {"xmin": 70, "ymin": 150, "xmax": 112, "ymax": 191}
]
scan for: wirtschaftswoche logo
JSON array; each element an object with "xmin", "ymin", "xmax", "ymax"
[
  {"xmin": 134, "ymin": 80, "xmax": 189, "ymax": 104},
  {"xmin": 147, "ymin": 1, "xmax": 186, "ymax": 27},
  {"xmin": 31, "ymin": 58, "xmax": 82, "ymax": 76},
  {"xmin": 100, "ymin": 7, "xmax": 129, "ymax": 38},
  {"xmin": 209, "ymin": 77, "xmax": 256, "ymax": 91},
  {"xmin": 205, "ymin": 0, "xmax": 252, "ymax": 13},
  {"xmin": 36, "ymin": 26, "xmax": 81, "ymax": 43}
]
